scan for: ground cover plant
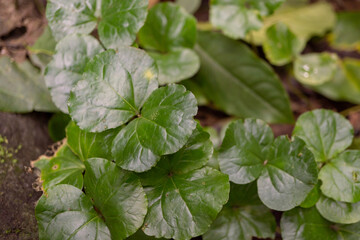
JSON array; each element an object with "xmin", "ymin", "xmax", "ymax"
[{"xmin": 1, "ymin": 0, "xmax": 360, "ymax": 239}]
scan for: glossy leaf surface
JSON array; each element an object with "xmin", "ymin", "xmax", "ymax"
[
  {"xmin": 112, "ymin": 85, "xmax": 197, "ymax": 172},
  {"xmin": 194, "ymin": 31, "xmax": 293, "ymax": 123},
  {"xmin": 66, "ymin": 121, "xmax": 121, "ymax": 161},
  {"xmin": 293, "ymin": 109, "xmax": 354, "ymax": 162},
  {"xmin": 0, "ymin": 56, "xmax": 57, "ymax": 113},
  {"xmin": 45, "ymin": 34, "xmax": 103, "ymax": 113},
  {"xmin": 46, "ymin": 0, "xmax": 148, "ymax": 49},
  {"xmin": 219, "ymin": 119, "xmax": 318, "ymax": 211},
  {"xmin": 210, "ymin": 0, "xmax": 284, "ymax": 39},
  {"xmin": 316, "ymin": 195, "xmax": 360, "ymax": 224},
  {"xmin": 319, "ymin": 150, "xmax": 360, "ymax": 203},
  {"xmin": 32, "ymin": 144, "xmax": 84, "ymax": 191},
  {"xmin": 149, "ymin": 48, "xmax": 200, "ymax": 84},
  {"xmin": 139, "ymin": 125, "xmax": 229, "ymax": 239},
  {"xmin": 263, "ymin": 22, "xmax": 304, "ymax": 66},
  {"xmin": 281, "ymin": 207, "xmax": 360, "ymax": 240},
  {"xmin": 68, "ymin": 49, "xmax": 158, "ymax": 132},
  {"xmin": 138, "ymin": 2, "xmax": 197, "ymax": 52},
  {"xmin": 203, "ymin": 183, "xmax": 276, "ymax": 240},
  {"xmin": 294, "ymin": 53, "xmax": 338, "ymax": 86},
  {"xmin": 84, "ymin": 158, "xmax": 148, "ymax": 239}
]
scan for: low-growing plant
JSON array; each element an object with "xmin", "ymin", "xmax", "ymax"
[{"xmin": 26, "ymin": 0, "xmax": 360, "ymax": 239}]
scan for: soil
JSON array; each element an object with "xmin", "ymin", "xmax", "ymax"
[{"xmin": 1, "ymin": 0, "xmax": 360, "ymax": 240}]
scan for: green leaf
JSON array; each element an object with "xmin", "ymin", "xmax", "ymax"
[
  {"xmin": 281, "ymin": 207, "xmax": 360, "ymax": 240},
  {"xmin": 194, "ymin": 31, "xmax": 294, "ymax": 124},
  {"xmin": 32, "ymin": 144, "xmax": 85, "ymax": 191},
  {"xmin": 293, "ymin": 109, "xmax": 354, "ymax": 162},
  {"xmin": 294, "ymin": 53, "xmax": 338, "ymax": 86},
  {"xmin": 127, "ymin": 230, "xmax": 165, "ymax": 240},
  {"xmin": 84, "ymin": 158, "xmax": 148, "ymax": 239},
  {"xmin": 263, "ymin": 22, "xmax": 304, "ymax": 66},
  {"xmin": 0, "ymin": 56, "xmax": 57, "ymax": 113},
  {"xmin": 181, "ymin": 79, "xmax": 209, "ymax": 106},
  {"xmin": 248, "ymin": 2, "xmax": 336, "ymax": 45},
  {"xmin": 28, "ymin": 26, "xmax": 57, "ymax": 72},
  {"xmin": 66, "ymin": 121, "xmax": 121, "ymax": 161},
  {"xmin": 175, "ymin": 0, "xmax": 201, "ymax": 14},
  {"xmin": 148, "ymin": 48, "xmax": 200, "ymax": 84},
  {"xmin": 35, "ymin": 158, "xmax": 148, "ymax": 240},
  {"xmin": 319, "ymin": 150, "xmax": 360, "ymax": 203},
  {"xmin": 48, "ymin": 113, "xmax": 71, "ymax": 141},
  {"xmin": 316, "ymin": 195, "xmax": 360, "ymax": 224},
  {"xmin": 257, "ymin": 136, "xmax": 318, "ymax": 211},
  {"xmin": 138, "ymin": 125, "xmax": 228, "ymax": 239},
  {"xmin": 45, "ymin": 34, "xmax": 103, "ymax": 113},
  {"xmin": 112, "ymin": 85, "xmax": 197, "ymax": 172},
  {"xmin": 210, "ymin": 0, "xmax": 284, "ymax": 39},
  {"xmin": 219, "ymin": 119, "xmax": 318, "ymax": 211},
  {"xmin": 203, "ymin": 183, "xmax": 276, "ymax": 240},
  {"xmin": 68, "ymin": 49, "xmax": 158, "ymax": 132},
  {"xmin": 343, "ymin": 58, "xmax": 360, "ymax": 90},
  {"xmin": 36, "ymin": 185, "xmax": 110, "ymax": 240},
  {"xmin": 219, "ymin": 119, "xmax": 274, "ymax": 184},
  {"xmin": 330, "ymin": 12, "xmax": 360, "ymax": 51},
  {"xmin": 138, "ymin": 2, "xmax": 197, "ymax": 52},
  {"xmin": 300, "ymin": 183, "xmax": 321, "ymax": 208},
  {"xmin": 46, "ymin": 0, "xmax": 148, "ymax": 49}
]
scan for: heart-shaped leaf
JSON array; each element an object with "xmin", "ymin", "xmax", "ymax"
[
  {"xmin": 219, "ymin": 119, "xmax": 274, "ymax": 184},
  {"xmin": 66, "ymin": 121, "xmax": 121, "ymax": 161},
  {"xmin": 293, "ymin": 109, "xmax": 354, "ymax": 162},
  {"xmin": 263, "ymin": 22, "xmax": 304, "ymax": 66},
  {"xmin": 194, "ymin": 31, "xmax": 294, "ymax": 124},
  {"xmin": 281, "ymin": 207, "xmax": 360, "ymax": 240},
  {"xmin": 138, "ymin": 125, "xmax": 229, "ymax": 239},
  {"xmin": 149, "ymin": 48, "xmax": 200, "ymax": 84},
  {"xmin": 219, "ymin": 119, "xmax": 318, "ymax": 211},
  {"xmin": 294, "ymin": 53, "xmax": 338, "ymax": 86},
  {"xmin": 45, "ymin": 34, "xmax": 103, "ymax": 113},
  {"xmin": 31, "ymin": 143, "xmax": 84, "ymax": 191},
  {"xmin": 203, "ymin": 183, "xmax": 276, "ymax": 240},
  {"xmin": 46, "ymin": 0, "xmax": 148, "ymax": 49},
  {"xmin": 68, "ymin": 49, "xmax": 158, "ymax": 132},
  {"xmin": 319, "ymin": 150, "xmax": 360, "ymax": 203},
  {"xmin": 316, "ymin": 195, "xmax": 360, "ymax": 224},
  {"xmin": 35, "ymin": 158, "xmax": 148, "ymax": 240},
  {"xmin": 112, "ymin": 84, "xmax": 197, "ymax": 172},
  {"xmin": 210, "ymin": 0, "xmax": 284, "ymax": 39},
  {"xmin": 138, "ymin": 2, "xmax": 197, "ymax": 52}
]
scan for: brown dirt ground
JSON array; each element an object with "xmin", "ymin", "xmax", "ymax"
[{"xmin": 1, "ymin": 0, "xmax": 360, "ymax": 240}]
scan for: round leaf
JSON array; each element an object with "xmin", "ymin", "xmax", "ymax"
[
  {"xmin": 32, "ymin": 144, "xmax": 85, "ymax": 191},
  {"xmin": 319, "ymin": 150, "xmax": 360, "ymax": 203},
  {"xmin": 293, "ymin": 109, "xmax": 354, "ymax": 162},
  {"xmin": 140, "ymin": 166, "xmax": 229, "ymax": 240},
  {"xmin": 294, "ymin": 53, "xmax": 338, "ymax": 86},
  {"xmin": 149, "ymin": 48, "xmax": 200, "ymax": 85},
  {"xmin": 112, "ymin": 84, "xmax": 197, "ymax": 172},
  {"xmin": 257, "ymin": 136, "xmax": 318, "ymax": 211},
  {"xmin": 68, "ymin": 49, "xmax": 158, "ymax": 132},
  {"xmin": 203, "ymin": 183, "xmax": 276, "ymax": 240},
  {"xmin": 66, "ymin": 121, "xmax": 121, "ymax": 161},
  {"xmin": 45, "ymin": 34, "xmax": 103, "ymax": 113},
  {"xmin": 84, "ymin": 158, "xmax": 148, "ymax": 239},
  {"xmin": 316, "ymin": 195, "xmax": 360, "ymax": 224},
  {"xmin": 35, "ymin": 185, "xmax": 110, "ymax": 240},
  {"xmin": 281, "ymin": 207, "xmax": 360, "ymax": 240},
  {"xmin": 219, "ymin": 119, "xmax": 274, "ymax": 184},
  {"xmin": 138, "ymin": 2, "xmax": 197, "ymax": 52},
  {"xmin": 263, "ymin": 22, "xmax": 304, "ymax": 66},
  {"xmin": 46, "ymin": 0, "xmax": 148, "ymax": 49}
]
